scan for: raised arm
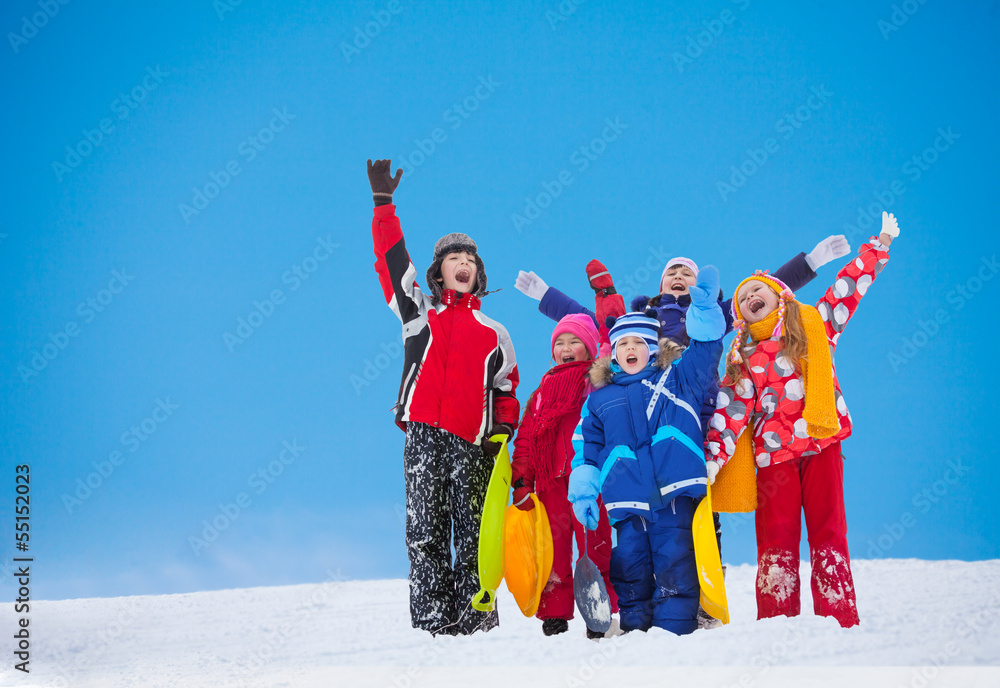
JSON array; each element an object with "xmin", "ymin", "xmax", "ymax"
[
  {"xmin": 369, "ymin": 159, "xmax": 430, "ymax": 326},
  {"xmin": 815, "ymin": 214, "xmax": 897, "ymax": 343},
  {"xmin": 720, "ymin": 235, "xmax": 851, "ymax": 332},
  {"xmin": 515, "ymin": 270, "xmax": 599, "ymax": 326}
]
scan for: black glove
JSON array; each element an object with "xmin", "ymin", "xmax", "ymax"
[
  {"xmin": 482, "ymin": 423, "xmax": 514, "ymax": 457},
  {"xmin": 367, "ymin": 159, "xmax": 403, "ymax": 206}
]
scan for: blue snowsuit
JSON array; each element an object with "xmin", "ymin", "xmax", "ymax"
[{"xmin": 567, "ymin": 269, "xmax": 725, "ymax": 635}]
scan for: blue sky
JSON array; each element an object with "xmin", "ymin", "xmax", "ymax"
[{"xmin": 1, "ymin": 0, "xmax": 998, "ymax": 601}]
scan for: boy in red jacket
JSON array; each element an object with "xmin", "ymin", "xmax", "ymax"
[{"xmin": 367, "ymin": 160, "xmax": 520, "ymax": 636}]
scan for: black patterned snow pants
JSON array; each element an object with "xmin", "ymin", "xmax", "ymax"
[{"xmin": 403, "ymin": 422, "xmax": 498, "ymax": 635}]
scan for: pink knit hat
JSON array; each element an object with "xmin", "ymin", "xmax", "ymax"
[
  {"xmin": 660, "ymin": 257, "xmax": 699, "ymax": 290},
  {"xmin": 551, "ymin": 314, "xmax": 600, "ymax": 360}
]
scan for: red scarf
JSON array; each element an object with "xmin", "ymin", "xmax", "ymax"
[{"xmin": 522, "ymin": 360, "xmax": 591, "ymax": 491}]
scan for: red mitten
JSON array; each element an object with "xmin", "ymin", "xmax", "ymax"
[
  {"xmin": 586, "ymin": 259, "xmax": 615, "ymax": 293},
  {"xmin": 513, "ymin": 486, "xmax": 535, "ymax": 511}
]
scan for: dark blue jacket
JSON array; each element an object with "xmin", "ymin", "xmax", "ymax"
[
  {"xmin": 541, "ymin": 252, "xmax": 816, "ymax": 436},
  {"xmin": 539, "ymin": 251, "xmax": 816, "ymax": 344},
  {"xmin": 569, "ymin": 338, "xmax": 723, "ymax": 524}
]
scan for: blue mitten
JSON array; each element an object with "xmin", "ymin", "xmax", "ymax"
[
  {"xmin": 567, "ymin": 464, "xmax": 601, "ymax": 531},
  {"xmin": 686, "ymin": 265, "xmax": 726, "ymax": 342}
]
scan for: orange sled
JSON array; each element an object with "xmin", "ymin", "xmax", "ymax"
[{"xmin": 503, "ymin": 494, "xmax": 554, "ymax": 617}]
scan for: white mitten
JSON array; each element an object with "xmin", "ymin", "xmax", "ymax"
[
  {"xmin": 806, "ymin": 235, "xmax": 851, "ymax": 271},
  {"xmin": 881, "ymin": 211, "xmax": 900, "ymax": 238},
  {"xmin": 706, "ymin": 460, "xmax": 720, "ymax": 485},
  {"xmin": 514, "ymin": 270, "xmax": 549, "ymax": 301}
]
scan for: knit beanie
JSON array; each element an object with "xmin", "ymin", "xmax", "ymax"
[
  {"xmin": 660, "ymin": 256, "xmax": 700, "ymax": 290},
  {"xmin": 729, "ymin": 271, "xmax": 794, "ymax": 360},
  {"xmin": 551, "ymin": 314, "xmax": 600, "ymax": 360},
  {"xmin": 425, "ymin": 232, "xmax": 488, "ymax": 303},
  {"xmin": 608, "ymin": 312, "xmax": 660, "ymax": 363}
]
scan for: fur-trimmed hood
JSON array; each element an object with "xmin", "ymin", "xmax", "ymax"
[{"xmin": 588, "ymin": 338, "xmax": 685, "ymax": 389}]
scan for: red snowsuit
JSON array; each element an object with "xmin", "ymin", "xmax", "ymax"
[
  {"xmin": 511, "ymin": 362, "xmax": 619, "ymax": 621},
  {"xmin": 706, "ymin": 237, "xmax": 891, "ymax": 628}
]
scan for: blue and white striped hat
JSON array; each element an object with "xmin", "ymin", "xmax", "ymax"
[{"xmin": 608, "ymin": 312, "xmax": 660, "ymax": 362}]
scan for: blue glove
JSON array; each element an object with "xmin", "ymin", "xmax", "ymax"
[
  {"xmin": 568, "ymin": 464, "xmax": 601, "ymax": 530},
  {"xmin": 573, "ymin": 499, "xmax": 600, "ymax": 531},
  {"xmin": 685, "ymin": 265, "xmax": 726, "ymax": 342}
]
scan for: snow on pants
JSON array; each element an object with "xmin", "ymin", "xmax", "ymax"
[
  {"xmin": 403, "ymin": 422, "xmax": 498, "ymax": 635},
  {"xmin": 754, "ymin": 440, "xmax": 860, "ymax": 628},
  {"xmin": 610, "ymin": 498, "xmax": 699, "ymax": 635},
  {"xmin": 534, "ymin": 475, "xmax": 619, "ymax": 621}
]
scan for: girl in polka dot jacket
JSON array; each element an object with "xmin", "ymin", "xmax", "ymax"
[{"xmin": 704, "ymin": 212, "xmax": 901, "ymax": 629}]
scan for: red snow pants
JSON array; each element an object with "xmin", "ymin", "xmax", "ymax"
[
  {"xmin": 754, "ymin": 441, "xmax": 859, "ymax": 628},
  {"xmin": 535, "ymin": 474, "xmax": 619, "ymax": 620}
]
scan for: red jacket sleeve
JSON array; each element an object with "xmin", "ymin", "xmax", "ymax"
[
  {"xmin": 490, "ymin": 321, "xmax": 520, "ymax": 430},
  {"xmin": 372, "ymin": 204, "xmax": 430, "ymax": 326},
  {"xmin": 816, "ymin": 237, "xmax": 891, "ymax": 344}
]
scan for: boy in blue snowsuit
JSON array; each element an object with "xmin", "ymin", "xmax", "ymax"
[{"xmin": 567, "ymin": 266, "xmax": 726, "ymax": 635}]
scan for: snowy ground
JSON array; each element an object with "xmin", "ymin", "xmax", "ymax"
[{"xmin": 2, "ymin": 559, "xmax": 999, "ymax": 688}]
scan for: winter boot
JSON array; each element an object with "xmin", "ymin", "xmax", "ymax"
[
  {"xmin": 586, "ymin": 626, "xmax": 604, "ymax": 641},
  {"xmin": 542, "ymin": 618, "xmax": 569, "ymax": 636}
]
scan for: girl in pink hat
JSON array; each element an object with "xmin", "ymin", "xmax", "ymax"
[{"xmin": 510, "ymin": 313, "xmax": 619, "ymax": 638}]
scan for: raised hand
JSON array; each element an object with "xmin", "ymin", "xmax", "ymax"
[
  {"xmin": 514, "ymin": 270, "xmax": 549, "ymax": 301},
  {"xmin": 880, "ymin": 211, "xmax": 900, "ymax": 247},
  {"xmin": 686, "ymin": 265, "xmax": 725, "ymax": 342},
  {"xmin": 807, "ymin": 235, "xmax": 851, "ymax": 270},
  {"xmin": 366, "ymin": 159, "xmax": 403, "ymax": 206}
]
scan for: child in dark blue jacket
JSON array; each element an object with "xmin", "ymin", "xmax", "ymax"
[{"xmin": 567, "ymin": 266, "xmax": 726, "ymax": 635}]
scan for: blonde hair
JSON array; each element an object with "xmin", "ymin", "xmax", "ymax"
[{"xmin": 725, "ymin": 298, "xmax": 809, "ymax": 386}]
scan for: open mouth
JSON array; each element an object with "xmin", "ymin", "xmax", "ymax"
[
  {"xmin": 561, "ymin": 354, "xmax": 575, "ymax": 363},
  {"xmin": 748, "ymin": 296, "xmax": 766, "ymax": 314},
  {"xmin": 670, "ymin": 283, "xmax": 686, "ymax": 293},
  {"xmin": 455, "ymin": 268, "xmax": 471, "ymax": 285},
  {"xmin": 625, "ymin": 354, "xmax": 638, "ymax": 366}
]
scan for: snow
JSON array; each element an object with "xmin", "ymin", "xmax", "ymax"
[{"xmin": 3, "ymin": 559, "xmax": 1000, "ymax": 688}]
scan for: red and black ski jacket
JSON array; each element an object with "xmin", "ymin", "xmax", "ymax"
[{"xmin": 372, "ymin": 204, "xmax": 520, "ymax": 445}]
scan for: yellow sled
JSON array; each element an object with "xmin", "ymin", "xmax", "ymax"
[
  {"xmin": 504, "ymin": 494, "xmax": 554, "ymax": 617},
  {"xmin": 693, "ymin": 483, "xmax": 729, "ymax": 624},
  {"xmin": 471, "ymin": 433, "xmax": 512, "ymax": 612}
]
